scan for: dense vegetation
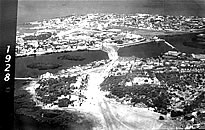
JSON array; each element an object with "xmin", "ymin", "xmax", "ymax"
[
  {"xmin": 101, "ymin": 76, "xmax": 170, "ymax": 114},
  {"xmin": 36, "ymin": 76, "xmax": 77, "ymax": 106},
  {"xmin": 101, "ymin": 58, "xmax": 205, "ymax": 129}
]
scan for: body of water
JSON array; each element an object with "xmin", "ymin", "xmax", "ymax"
[
  {"xmin": 118, "ymin": 41, "xmax": 171, "ymax": 58},
  {"xmin": 118, "ymin": 33, "xmax": 205, "ymax": 57},
  {"xmin": 15, "ymin": 50, "xmax": 108, "ymax": 78},
  {"xmin": 17, "ymin": 0, "xmax": 205, "ymax": 24},
  {"xmin": 161, "ymin": 33, "xmax": 205, "ymax": 54}
]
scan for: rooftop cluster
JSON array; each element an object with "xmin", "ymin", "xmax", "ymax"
[
  {"xmin": 36, "ymin": 72, "xmax": 88, "ymax": 108},
  {"xmin": 26, "ymin": 13, "xmax": 205, "ymax": 32},
  {"xmin": 100, "ymin": 51, "xmax": 205, "ymax": 129},
  {"xmin": 127, "ymin": 14, "xmax": 205, "ymax": 31},
  {"xmin": 16, "ymin": 13, "xmax": 205, "ymax": 57},
  {"xmin": 16, "ymin": 13, "xmax": 152, "ymax": 57},
  {"xmin": 33, "ymin": 59, "xmax": 109, "ymax": 108}
]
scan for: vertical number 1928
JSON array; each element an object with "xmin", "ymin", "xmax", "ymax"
[{"xmin": 4, "ymin": 45, "xmax": 11, "ymax": 81}]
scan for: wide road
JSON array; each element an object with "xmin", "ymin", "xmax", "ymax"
[
  {"xmin": 84, "ymin": 66, "xmax": 176, "ymax": 130},
  {"xmin": 82, "ymin": 44, "xmax": 177, "ymax": 130}
]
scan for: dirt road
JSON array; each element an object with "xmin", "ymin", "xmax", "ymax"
[{"xmin": 82, "ymin": 44, "xmax": 176, "ymax": 130}]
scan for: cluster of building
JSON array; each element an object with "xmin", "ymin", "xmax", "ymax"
[
  {"xmin": 16, "ymin": 13, "xmax": 205, "ymax": 57},
  {"xmin": 36, "ymin": 72, "xmax": 89, "ymax": 108},
  {"xmin": 16, "ymin": 28, "xmax": 145, "ymax": 57},
  {"xmin": 26, "ymin": 13, "xmax": 204, "ymax": 31},
  {"xmin": 107, "ymin": 56, "xmax": 161, "ymax": 85},
  {"xmin": 125, "ymin": 14, "xmax": 205, "ymax": 31},
  {"xmin": 154, "ymin": 52, "xmax": 205, "ymax": 129},
  {"xmin": 100, "ymin": 51, "xmax": 205, "ymax": 129},
  {"xmin": 16, "ymin": 13, "xmax": 152, "ymax": 57},
  {"xmin": 34, "ymin": 59, "xmax": 110, "ymax": 108}
]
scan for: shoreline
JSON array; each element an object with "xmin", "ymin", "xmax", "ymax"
[{"xmin": 15, "ymin": 40, "xmax": 161, "ymax": 59}]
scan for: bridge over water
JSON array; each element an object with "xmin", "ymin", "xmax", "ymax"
[{"xmin": 101, "ymin": 42, "xmax": 119, "ymax": 60}]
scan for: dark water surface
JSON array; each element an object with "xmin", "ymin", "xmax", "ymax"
[
  {"xmin": 17, "ymin": 0, "xmax": 205, "ymax": 24},
  {"xmin": 162, "ymin": 33, "xmax": 205, "ymax": 54},
  {"xmin": 15, "ymin": 50, "xmax": 108, "ymax": 78},
  {"xmin": 118, "ymin": 33, "xmax": 205, "ymax": 57},
  {"xmin": 118, "ymin": 41, "xmax": 171, "ymax": 57}
]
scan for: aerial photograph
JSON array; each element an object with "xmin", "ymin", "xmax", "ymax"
[{"xmin": 14, "ymin": 0, "xmax": 205, "ymax": 129}]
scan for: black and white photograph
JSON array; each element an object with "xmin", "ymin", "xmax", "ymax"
[{"xmin": 1, "ymin": 0, "xmax": 205, "ymax": 129}]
